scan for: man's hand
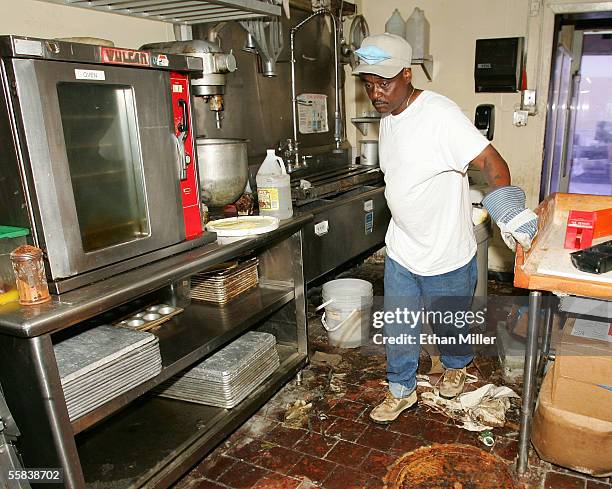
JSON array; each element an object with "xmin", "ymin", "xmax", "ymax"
[{"xmin": 482, "ymin": 186, "xmax": 538, "ymax": 251}]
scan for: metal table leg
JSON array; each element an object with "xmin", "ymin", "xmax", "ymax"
[
  {"xmin": 536, "ymin": 296, "xmax": 554, "ymax": 382},
  {"xmin": 517, "ymin": 290, "xmax": 542, "ymax": 475}
]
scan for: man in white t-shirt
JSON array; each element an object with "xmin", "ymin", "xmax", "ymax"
[{"xmin": 352, "ymin": 33, "xmax": 538, "ymax": 424}]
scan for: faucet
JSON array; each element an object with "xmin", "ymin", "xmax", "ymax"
[
  {"xmin": 278, "ymin": 139, "xmax": 315, "ymax": 173},
  {"xmin": 278, "ymin": 138, "xmax": 299, "ymax": 172},
  {"xmin": 289, "ymin": 9, "xmax": 344, "ymax": 168}
]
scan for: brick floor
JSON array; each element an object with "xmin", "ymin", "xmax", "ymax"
[{"xmin": 172, "ymin": 266, "xmax": 611, "ymax": 489}]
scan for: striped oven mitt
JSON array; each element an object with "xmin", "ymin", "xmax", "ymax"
[{"xmin": 482, "ymin": 186, "xmax": 538, "ymax": 252}]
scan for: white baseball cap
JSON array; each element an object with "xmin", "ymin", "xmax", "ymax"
[{"xmin": 352, "ymin": 33, "xmax": 413, "ymax": 78}]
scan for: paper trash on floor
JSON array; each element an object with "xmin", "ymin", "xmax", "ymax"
[{"xmin": 420, "ymin": 383, "xmax": 519, "ymax": 431}]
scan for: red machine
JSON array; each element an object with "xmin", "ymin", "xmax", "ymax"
[
  {"xmin": 564, "ymin": 208, "xmax": 612, "ymax": 249},
  {"xmin": 170, "ymin": 72, "xmax": 203, "ymax": 240}
]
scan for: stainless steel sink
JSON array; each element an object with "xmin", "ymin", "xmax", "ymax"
[{"xmin": 290, "ymin": 160, "xmax": 383, "ymax": 204}]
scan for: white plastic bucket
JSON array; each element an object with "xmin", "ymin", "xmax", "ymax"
[{"xmin": 320, "ymin": 279, "xmax": 373, "ymax": 348}]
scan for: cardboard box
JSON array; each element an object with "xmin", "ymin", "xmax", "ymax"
[
  {"xmin": 506, "ymin": 304, "xmax": 564, "ymax": 341},
  {"xmin": 532, "ymin": 367, "xmax": 612, "ymax": 477},
  {"xmin": 552, "ymin": 376, "xmax": 612, "ymax": 421},
  {"xmin": 554, "ymin": 317, "xmax": 612, "ymax": 389}
]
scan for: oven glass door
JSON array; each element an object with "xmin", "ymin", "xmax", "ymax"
[
  {"xmin": 57, "ymin": 82, "xmax": 149, "ymax": 252},
  {"xmin": 12, "ymin": 59, "xmax": 185, "ymax": 280}
]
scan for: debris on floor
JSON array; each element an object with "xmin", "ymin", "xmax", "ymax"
[
  {"xmin": 420, "ymin": 384, "xmax": 520, "ymax": 431},
  {"xmin": 173, "ymin": 267, "xmax": 608, "ymax": 489},
  {"xmin": 310, "ymin": 351, "xmax": 343, "ymax": 367},
  {"xmin": 284, "ymin": 400, "xmax": 313, "ymax": 428}
]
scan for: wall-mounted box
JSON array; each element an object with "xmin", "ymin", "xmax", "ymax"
[{"xmin": 474, "ymin": 37, "xmax": 524, "ymax": 92}]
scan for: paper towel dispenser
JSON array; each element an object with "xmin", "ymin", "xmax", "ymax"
[{"xmin": 474, "ymin": 37, "xmax": 524, "ymax": 92}]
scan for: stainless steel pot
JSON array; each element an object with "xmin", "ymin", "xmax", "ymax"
[
  {"xmin": 196, "ymin": 138, "xmax": 249, "ymax": 207},
  {"xmin": 359, "ymin": 140, "xmax": 379, "ymax": 166}
]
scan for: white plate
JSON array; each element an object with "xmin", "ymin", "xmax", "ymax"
[{"xmin": 205, "ymin": 216, "xmax": 279, "ymax": 237}]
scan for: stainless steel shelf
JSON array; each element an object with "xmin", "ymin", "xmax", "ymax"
[
  {"xmin": 413, "ymin": 56, "xmax": 434, "ymax": 81},
  {"xmin": 70, "ymin": 284, "xmax": 295, "ymax": 435},
  {"xmin": 40, "ymin": 0, "xmax": 281, "ymax": 25},
  {"xmin": 78, "ymin": 346, "xmax": 306, "ymax": 489},
  {"xmin": 0, "ymin": 214, "xmax": 311, "ymax": 338},
  {"xmin": 350, "ymin": 116, "xmax": 380, "ymax": 136},
  {"xmin": 0, "ymin": 226, "xmax": 307, "ymax": 489}
]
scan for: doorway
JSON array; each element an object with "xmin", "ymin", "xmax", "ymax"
[{"xmin": 541, "ymin": 14, "xmax": 612, "ymax": 198}]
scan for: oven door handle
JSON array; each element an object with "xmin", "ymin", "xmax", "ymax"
[
  {"xmin": 173, "ymin": 133, "xmax": 187, "ymax": 181},
  {"xmin": 177, "ymin": 98, "xmax": 189, "ymax": 141}
]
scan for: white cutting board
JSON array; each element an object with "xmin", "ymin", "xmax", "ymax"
[{"xmin": 536, "ymin": 223, "xmax": 612, "ymax": 284}]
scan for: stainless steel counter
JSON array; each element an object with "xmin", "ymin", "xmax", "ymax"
[
  {"xmin": 0, "ymin": 215, "xmax": 311, "ymax": 489},
  {"xmin": 0, "ymin": 214, "xmax": 312, "ymax": 338},
  {"xmin": 296, "ymin": 185, "xmax": 390, "ymax": 283}
]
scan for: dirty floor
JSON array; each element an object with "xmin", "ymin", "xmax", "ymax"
[{"xmin": 174, "ymin": 260, "xmax": 611, "ymax": 489}]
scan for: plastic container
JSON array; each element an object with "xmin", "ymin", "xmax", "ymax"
[
  {"xmin": 321, "ymin": 278, "xmax": 373, "ymax": 348},
  {"xmin": 0, "ymin": 226, "xmax": 29, "ymax": 305},
  {"xmin": 405, "ymin": 7, "xmax": 430, "ymax": 60},
  {"xmin": 256, "ymin": 149, "xmax": 293, "ymax": 220},
  {"xmin": 385, "ymin": 9, "xmax": 406, "ymax": 37},
  {"xmin": 10, "ymin": 245, "xmax": 51, "ymax": 305}
]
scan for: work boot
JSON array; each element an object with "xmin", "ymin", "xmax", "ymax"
[
  {"xmin": 439, "ymin": 367, "xmax": 467, "ymax": 398},
  {"xmin": 369, "ymin": 390, "xmax": 417, "ymax": 424}
]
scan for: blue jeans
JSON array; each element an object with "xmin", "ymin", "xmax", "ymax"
[{"xmin": 383, "ymin": 255, "xmax": 478, "ymax": 398}]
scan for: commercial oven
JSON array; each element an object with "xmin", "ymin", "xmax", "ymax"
[{"xmin": 0, "ymin": 36, "xmax": 214, "ymax": 293}]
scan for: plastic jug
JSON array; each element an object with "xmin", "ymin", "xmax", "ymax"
[
  {"xmin": 256, "ymin": 149, "xmax": 293, "ymax": 220},
  {"xmin": 385, "ymin": 9, "xmax": 405, "ymax": 37},
  {"xmin": 405, "ymin": 7, "xmax": 430, "ymax": 60}
]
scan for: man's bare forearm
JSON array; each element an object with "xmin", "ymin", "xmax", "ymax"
[{"xmin": 471, "ymin": 145, "xmax": 511, "ymax": 189}]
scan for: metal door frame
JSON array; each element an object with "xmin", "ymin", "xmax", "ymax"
[{"xmin": 541, "ymin": 43, "xmax": 574, "ymax": 198}]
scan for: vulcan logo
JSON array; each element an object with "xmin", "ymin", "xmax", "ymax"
[{"xmin": 100, "ymin": 47, "xmax": 150, "ymax": 67}]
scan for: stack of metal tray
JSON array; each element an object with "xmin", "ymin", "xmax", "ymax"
[
  {"xmin": 54, "ymin": 325, "xmax": 162, "ymax": 421},
  {"xmin": 190, "ymin": 258, "xmax": 259, "ymax": 305},
  {"xmin": 155, "ymin": 331, "xmax": 279, "ymax": 408}
]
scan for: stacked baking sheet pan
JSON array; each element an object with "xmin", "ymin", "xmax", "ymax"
[
  {"xmin": 54, "ymin": 325, "xmax": 162, "ymax": 421},
  {"xmin": 156, "ymin": 331, "xmax": 279, "ymax": 408},
  {"xmin": 190, "ymin": 258, "xmax": 259, "ymax": 305}
]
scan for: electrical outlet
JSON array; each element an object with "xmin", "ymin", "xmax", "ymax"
[
  {"xmin": 513, "ymin": 110, "xmax": 529, "ymax": 127},
  {"xmin": 521, "ymin": 89, "xmax": 537, "ymax": 114},
  {"xmin": 314, "ymin": 220, "xmax": 329, "ymax": 236}
]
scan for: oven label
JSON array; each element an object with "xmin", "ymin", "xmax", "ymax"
[
  {"xmin": 100, "ymin": 46, "xmax": 150, "ymax": 67},
  {"xmin": 365, "ymin": 211, "xmax": 374, "ymax": 234},
  {"xmin": 14, "ymin": 39, "xmax": 43, "ymax": 56},
  {"xmin": 153, "ymin": 54, "xmax": 169, "ymax": 67},
  {"xmin": 74, "ymin": 69, "xmax": 106, "ymax": 81}
]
